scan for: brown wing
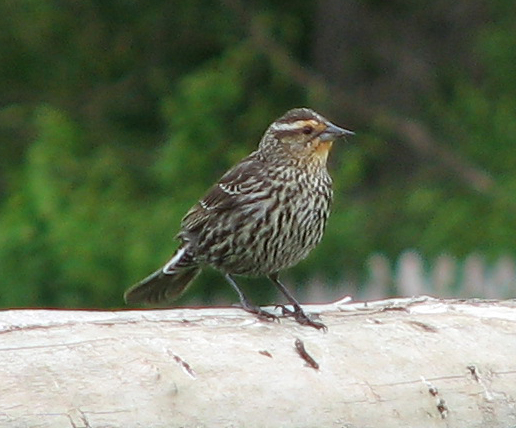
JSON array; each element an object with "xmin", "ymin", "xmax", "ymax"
[{"xmin": 179, "ymin": 151, "xmax": 268, "ymax": 236}]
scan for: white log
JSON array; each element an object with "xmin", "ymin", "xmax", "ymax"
[{"xmin": 1, "ymin": 296, "xmax": 516, "ymax": 428}]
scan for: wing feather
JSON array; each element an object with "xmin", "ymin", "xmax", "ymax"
[{"xmin": 179, "ymin": 152, "xmax": 268, "ymax": 235}]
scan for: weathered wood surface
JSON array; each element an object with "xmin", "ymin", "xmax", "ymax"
[{"xmin": 1, "ymin": 296, "xmax": 516, "ymax": 428}]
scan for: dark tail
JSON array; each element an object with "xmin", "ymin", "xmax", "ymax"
[
  {"xmin": 124, "ymin": 267, "xmax": 200, "ymax": 305},
  {"xmin": 124, "ymin": 247, "xmax": 200, "ymax": 305}
]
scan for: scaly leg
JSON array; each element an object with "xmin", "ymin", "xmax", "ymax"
[
  {"xmin": 225, "ymin": 274, "xmax": 278, "ymax": 322},
  {"xmin": 268, "ymin": 273, "xmax": 327, "ymax": 331}
]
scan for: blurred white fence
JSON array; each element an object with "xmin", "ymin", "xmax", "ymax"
[{"xmin": 303, "ymin": 251, "xmax": 516, "ymax": 302}]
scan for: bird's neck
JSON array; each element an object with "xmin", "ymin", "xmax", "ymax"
[{"xmin": 259, "ymin": 146, "xmax": 329, "ymax": 175}]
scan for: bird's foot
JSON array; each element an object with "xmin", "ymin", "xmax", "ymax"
[
  {"xmin": 240, "ymin": 302, "xmax": 279, "ymax": 323},
  {"xmin": 277, "ymin": 304, "xmax": 327, "ymax": 331}
]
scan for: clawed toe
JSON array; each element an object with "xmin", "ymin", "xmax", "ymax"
[
  {"xmin": 256, "ymin": 308, "xmax": 280, "ymax": 322},
  {"xmin": 294, "ymin": 312, "xmax": 327, "ymax": 331},
  {"xmin": 241, "ymin": 304, "xmax": 279, "ymax": 323},
  {"xmin": 277, "ymin": 304, "xmax": 327, "ymax": 331},
  {"xmin": 275, "ymin": 304, "xmax": 294, "ymax": 317}
]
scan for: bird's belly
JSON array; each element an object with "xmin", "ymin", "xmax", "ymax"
[{"xmin": 201, "ymin": 193, "xmax": 330, "ymax": 276}]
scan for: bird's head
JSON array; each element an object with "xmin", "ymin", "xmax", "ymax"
[{"xmin": 259, "ymin": 108, "xmax": 354, "ymax": 165}]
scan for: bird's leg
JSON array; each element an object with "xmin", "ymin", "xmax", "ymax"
[
  {"xmin": 224, "ymin": 274, "xmax": 279, "ymax": 322},
  {"xmin": 268, "ymin": 273, "xmax": 327, "ymax": 331}
]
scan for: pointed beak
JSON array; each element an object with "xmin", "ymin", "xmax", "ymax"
[{"xmin": 319, "ymin": 122, "xmax": 355, "ymax": 141}]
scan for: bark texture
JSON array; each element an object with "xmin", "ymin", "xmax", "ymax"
[{"xmin": 1, "ymin": 296, "xmax": 515, "ymax": 428}]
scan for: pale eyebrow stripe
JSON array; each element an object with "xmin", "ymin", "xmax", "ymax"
[{"xmin": 270, "ymin": 120, "xmax": 316, "ymax": 132}]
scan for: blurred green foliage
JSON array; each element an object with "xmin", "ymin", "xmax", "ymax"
[{"xmin": 1, "ymin": 0, "xmax": 516, "ymax": 308}]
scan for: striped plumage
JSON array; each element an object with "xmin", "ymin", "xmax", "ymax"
[{"xmin": 124, "ymin": 108, "xmax": 353, "ymax": 329}]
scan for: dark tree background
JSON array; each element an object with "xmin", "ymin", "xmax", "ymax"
[{"xmin": 1, "ymin": 0, "xmax": 515, "ymax": 307}]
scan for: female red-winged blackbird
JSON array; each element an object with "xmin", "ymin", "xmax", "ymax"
[{"xmin": 124, "ymin": 108, "xmax": 353, "ymax": 329}]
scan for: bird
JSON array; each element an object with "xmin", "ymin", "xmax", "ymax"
[{"xmin": 124, "ymin": 107, "xmax": 354, "ymax": 330}]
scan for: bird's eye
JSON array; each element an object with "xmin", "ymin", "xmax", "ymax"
[{"xmin": 302, "ymin": 126, "xmax": 314, "ymax": 135}]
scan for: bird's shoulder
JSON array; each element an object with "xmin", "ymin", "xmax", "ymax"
[{"xmin": 180, "ymin": 151, "xmax": 270, "ymax": 233}]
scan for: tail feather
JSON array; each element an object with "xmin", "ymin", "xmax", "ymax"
[
  {"xmin": 124, "ymin": 266, "xmax": 200, "ymax": 305},
  {"xmin": 124, "ymin": 246, "xmax": 200, "ymax": 305}
]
